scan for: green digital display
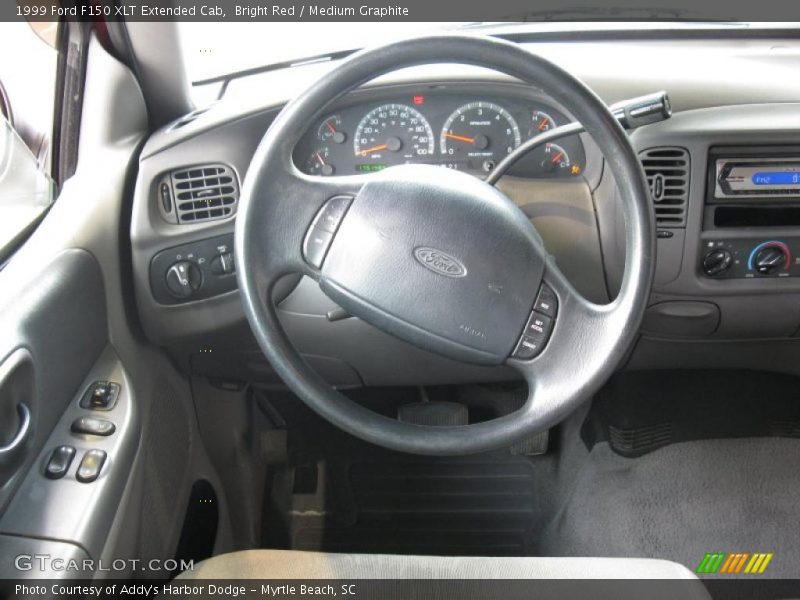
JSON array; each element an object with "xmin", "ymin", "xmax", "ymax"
[{"xmin": 355, "ymin": 164, "xmax": 388, "ymax": 172}]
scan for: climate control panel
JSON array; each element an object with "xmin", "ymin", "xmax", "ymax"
[{"xmin": 701, "ymin": 238, "xmax": 799, "ymax": 279}]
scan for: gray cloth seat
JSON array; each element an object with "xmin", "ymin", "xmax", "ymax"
[{"xmin": 177, "ymin": 549, "xmax": 711, "ymax": 599}]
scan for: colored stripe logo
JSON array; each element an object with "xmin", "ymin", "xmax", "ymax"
[{"xmin": 696, "ymin": 552, "xmax": 773, "ymax": 574}]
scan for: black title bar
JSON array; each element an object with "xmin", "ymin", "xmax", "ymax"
[{"xmin": 6, "ymin": 0, "xmax": 800, "ymax": 21}]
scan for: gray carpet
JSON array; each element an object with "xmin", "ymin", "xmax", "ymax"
[{"xmin": 541, "ymin": 437, "xmax": 800, "ymax": 579}]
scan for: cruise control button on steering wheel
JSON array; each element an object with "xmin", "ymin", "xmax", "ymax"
[{"xmin": 302, "ymin": 195, "xmax": 353, "ymax": 268}]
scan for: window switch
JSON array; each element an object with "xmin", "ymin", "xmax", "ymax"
[
  {"xmin": 45, "ymin": 445, "xmax": 76, "ymax": 480},
  {"xmin": 76, "ymin": 449, "xmax": 107, "ymax": 483},
  {"xmin": 71, "ymin": 416, "xmax": 115, "ymax": 436},
  {"xmin": 80, "ymin": 381, "xmax": 120, "ymax": 411}
]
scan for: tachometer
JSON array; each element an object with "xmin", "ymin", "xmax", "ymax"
[
  {"xmin": 353, "ymin": 104, "xmax": 434, "ymax": 165},
  {"xmin": 440, "ymin": 102, "xmax": 521, "ymax": 173}
]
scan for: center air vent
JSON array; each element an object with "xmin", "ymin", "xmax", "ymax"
[
  {"xmin": 639, "ymin": 147, "xmax": 690, "ymax": 228},
  {"xmin": 158, "ymin": 164, "xmax": 239, "ymax": 224}
]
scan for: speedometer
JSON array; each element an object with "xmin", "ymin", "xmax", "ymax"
[
  {"xmin": 354, "ymin": 104, "xmax": 434, "ymax": 167},
  {"xmin": 440, "ymin": 102, "xmax": 521, "ymax": 173}
]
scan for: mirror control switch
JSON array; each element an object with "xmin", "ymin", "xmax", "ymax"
[
  {"xmin": 76, "ymin": 449, "xmax": 107, "ymax": 483},
  {"xmin": 80, "ymin": 381, "xmax": 120, "ymax": 411},
  {"xmin": 44, "ymin": 445, "xmax": 76, "ymax": 480}
]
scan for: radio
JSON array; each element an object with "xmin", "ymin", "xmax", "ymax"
[
  {"xmin": 715, "ymin": 158, "xmax": 800, "ymax": 199},
  {"xmin": 709, "ymin": 146, "xmax": 800, "ymax": 204}
]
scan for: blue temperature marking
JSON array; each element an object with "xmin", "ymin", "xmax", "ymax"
[
  {"xmin": 751, "ymin": 172, "xmax": 800, "ymax": 185},
  {"xmin": 748, "ymin": 241, "xmax": 789, "ymax": 271}
]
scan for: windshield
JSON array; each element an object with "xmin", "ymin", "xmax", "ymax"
[
  {"xmin": 177, "ymin": 21, "xmax": 794, "ymax": 105},
  {"xmin": 179, "ymin": 23, "xmax": 467, "ymax": 83}
]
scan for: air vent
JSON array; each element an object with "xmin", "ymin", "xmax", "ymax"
[
  {"xmin": 165, "ymin": 164, "xmax": 239, "ymax": 224},
  {"xmin": 639, "ymin": 147, "xmax": 690, "ymax": 228}
]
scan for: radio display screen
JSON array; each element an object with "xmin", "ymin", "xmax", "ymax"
[
  {"xmin": 752, "ymin": 172, "xmax": 800, "ymax": 186},
  {"xmin": 715, "ymin": 158, "xmax": 800, "ymax": 198}
]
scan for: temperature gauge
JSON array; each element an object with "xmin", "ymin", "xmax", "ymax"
[
  {"xmin": 306, "ymin": 147, "xmax": 335, "ymax": 176},
  {"xmin": 317, "ymin": 115, "xmax": 346, "ymax": 144},
  {"xmin": 532, "ymin": 143, "xmax": 580, "ymax": 176}
]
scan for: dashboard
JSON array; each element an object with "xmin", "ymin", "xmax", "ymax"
[
  {"xmin": 293, "ymin": 91, "xmax": 586, "ymax": 179},
  {"xmin": 129, "ymin": 35, "xmax": 800, "ymax": 388}
]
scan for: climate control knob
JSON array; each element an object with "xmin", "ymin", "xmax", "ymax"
[
  {"xmin": 165, "ymin": 261, "xmax": 201, "ymax": 298},
  {"xmin": 702, "ymin": 249, "xmax": 732, "ymax": 277},
  {"xmin": 752, "ymin": 243, "xmax": 790, "ymax": 275}
]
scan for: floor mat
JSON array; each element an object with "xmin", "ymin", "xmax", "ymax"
[
  {"xmin": 582, "ymin": 370, "xmax": 800, "ymax": 457},
  {"xmin": 541, "ymin": 437, "xmax": 800, "ymax": 582},
  {"xmin": 289, "ymin": 458, "xmax": 539, "ymax": 555},
  {"xmin": 261, "ymin": 384, "xmax": 551, "ymax": 556}
]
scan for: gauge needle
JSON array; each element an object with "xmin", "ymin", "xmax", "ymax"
[
  {"xmin": 325, "ymin": 121, "xmax": 337, "ymax": 134},
  {"xmin": 538, "ymin": 118, "xmax": 550, "ymax": 131},
  {"xmin": 445, "ymin": 132, "xmax": 475, "ymax": 144},
  {"xmin": 551, "ymin": 151, "xmax": 564, "ymax": 164},
  {"xmin": 358, "ymin": 144, "xmax": 388, "ymax": 156},
  {"xmin": 315, "ymin": 152, "xmax": 326, "ymax": 165}
]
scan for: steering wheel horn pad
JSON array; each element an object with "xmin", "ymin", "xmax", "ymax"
[
  {"xmin": 319, "ymin": 164, "xmax": 546, "ymax": 366},
  {"xmin": 235, "ymin": 35, "xmax": 654, "ymax": 456}
]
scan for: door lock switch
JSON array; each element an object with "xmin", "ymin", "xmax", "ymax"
[
  {"xmin": 76, "ymin": 449, "xmax": 107, "ymax": 483},
  {"xmin": 44, "ymin": 445, "xmax": 76, "ymax": 480}
]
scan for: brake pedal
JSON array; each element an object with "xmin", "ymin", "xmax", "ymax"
[
  {"xmin": 510, "ymin": 429, "xmax": 549, "ymax": 456},
  {"xmin": 398, "ymin": 401, "xmax": 468, "ymax": 426}
]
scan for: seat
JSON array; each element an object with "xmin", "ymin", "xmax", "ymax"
[{"xmin": 177, "ymin": 550, "xmax": 711, "ymax": 599}]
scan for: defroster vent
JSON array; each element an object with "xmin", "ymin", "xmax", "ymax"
[
  {"xmin": 159, "ymin": 164, "xmax": 239, "ymax": 224},
  {"xmin": 639, "ymin": 147, "xmax": 690, "ymax": 228}
]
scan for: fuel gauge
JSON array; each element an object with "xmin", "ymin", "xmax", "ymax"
[{"xmin": 306, "ymin": 147, "xmax": 336, "ymax": 176}]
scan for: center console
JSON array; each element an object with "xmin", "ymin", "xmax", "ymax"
[{"xmin": 701, "ymin": 146, "xmax": 800, "ymax": 279}]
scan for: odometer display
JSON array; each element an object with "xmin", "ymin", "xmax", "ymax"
[
  {"xmin": 355, "ymin": 163, "xmax": 388, "ymax": 172},
  {"xmin": 354, "ymin": 104, "xmax": 434, "ymax": 163}
]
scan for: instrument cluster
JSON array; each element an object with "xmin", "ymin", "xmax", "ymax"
[{"xmin": 294, "ymin": 92, "xmax": 586, "ymax": 179}]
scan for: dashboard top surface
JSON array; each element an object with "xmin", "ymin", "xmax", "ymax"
[{"xmin": 141, "ymin": 36, "xmax": 800, "ymax": 159}]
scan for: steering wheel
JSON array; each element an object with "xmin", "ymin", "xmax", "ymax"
[{"xmin": 235, "ymin": 35, "xmax": 654, "ymax": 456}]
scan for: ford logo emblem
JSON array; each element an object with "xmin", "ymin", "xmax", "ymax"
[{"xmin": 413, "ymin": 247, "xmax": 467, "ymax": 278}]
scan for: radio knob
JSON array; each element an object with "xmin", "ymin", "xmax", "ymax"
[
  {"xmin": 753, "ymin": 245, "xmax": 788, "ymax": 275},
  {"xmin": 702, "ymin": 249, "xmax": 732, "ymax": 277}
]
